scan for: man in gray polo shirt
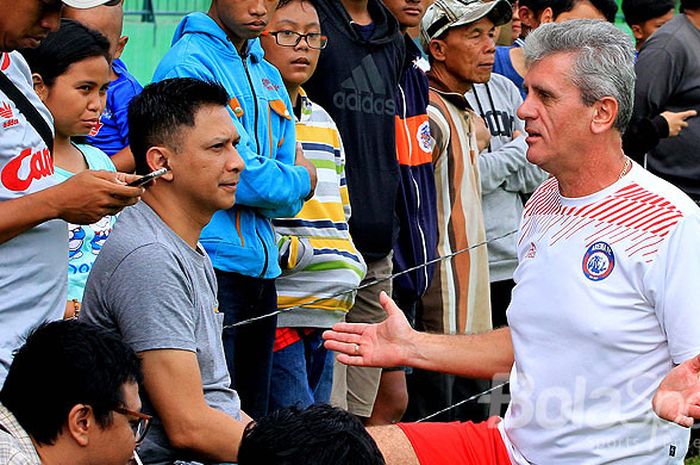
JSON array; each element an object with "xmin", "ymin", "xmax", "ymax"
[{"xmin": 81, "ymin": 78, "xmax": 248, "ymax": 465}]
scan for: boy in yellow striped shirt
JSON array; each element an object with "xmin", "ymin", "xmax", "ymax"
[{"xmin": 261, "ymin": 0, "xmax": 366, "ymax": 411}]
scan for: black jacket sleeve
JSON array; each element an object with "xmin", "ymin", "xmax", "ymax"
[{"xmin": 623, "ymin": 114, "xmax": 670, "ymax": 163}]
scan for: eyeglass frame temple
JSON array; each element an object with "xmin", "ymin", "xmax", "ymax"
[{"xmin": 113, "ymin": 407, "xmax": 152, "ymax": 442}]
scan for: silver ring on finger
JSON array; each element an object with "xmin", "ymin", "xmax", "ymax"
[{"xmin": 353, "ymin": 343, "xmax": 360, "ymax": 355}]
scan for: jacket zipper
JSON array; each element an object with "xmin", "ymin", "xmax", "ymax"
[
  {"xmin": 241, "ymin": 45, "xmax": 268, "ymax": 278},
  {"xmin": 399, "ymin": 84, "xmax": 430, "ymax": 295},
  {"xmin": 241, "ymin": 50, "xmax": 260, "ymax": 155}
]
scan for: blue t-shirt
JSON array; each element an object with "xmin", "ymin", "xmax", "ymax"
[
  {"xmin": 493, "ymin": 46, "xmax": 525, "ymax": 99},
  {"xmin": 54, "ymin": 143, "xmax": 117, "ymax": 301},
  {"xmin": 85, "ymin": 58, "xmax": 142, "ymax": 156}
]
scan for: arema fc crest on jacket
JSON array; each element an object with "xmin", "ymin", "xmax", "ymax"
[
  {"xmin": 417, "ymin": 120, "xmax": 431, "ymax": 153},
  {"xmin": 582, "ymin": 241, "xmax": 615, "ymax": 281}
]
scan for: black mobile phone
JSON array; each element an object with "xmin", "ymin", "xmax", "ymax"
[{"xmin": 127, "ymin": 168, "xmax": 169, "ymax": 187}]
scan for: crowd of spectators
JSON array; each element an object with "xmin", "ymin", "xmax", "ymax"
[{"xmin": 1, "ymin": 0, "xmax": 700, "ymax": 464}]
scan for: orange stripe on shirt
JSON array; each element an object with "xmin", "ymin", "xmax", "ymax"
[{"xmin": 396, "ymin": 114, "xmax": 433, "ymax": 166}]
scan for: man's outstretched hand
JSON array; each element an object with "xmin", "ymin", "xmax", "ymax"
[
  {"xmin": 653, "ymin": 354, "xmax": 700, "ymax": 427},
  {"xmin": 323, "ymin": 291, "xmax": 415, "ymax": 368}
]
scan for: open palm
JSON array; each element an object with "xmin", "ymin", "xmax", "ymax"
[
  {"xmin": 653, "ymin": 355, "xmax": 700, "ymax": 427},
  {"xmin": 323, "ymin": 291, "xmax": 416, "ymax": 368}
]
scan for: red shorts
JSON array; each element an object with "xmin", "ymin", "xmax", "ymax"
[{"xmin": 397, "ymin": 417, "xmax": 512, "ymax": 465}]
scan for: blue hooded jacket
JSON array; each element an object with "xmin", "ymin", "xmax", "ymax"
[{"xmin": 153, "ymin": 13, "xmax": 311, "ymax": 279}]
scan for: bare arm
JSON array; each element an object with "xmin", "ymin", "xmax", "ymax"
[
  {"xmin": 0, "ymin": 171, "xmax": 142, "ymax": 244},
  {"xmin": 323, "ymin": 292, "xmax": 514, "ymax": 379},
  {"xmin": 110, "ymin": 146, "xmax": 136, "ymax": 173},
  {"xmin": 368, "ymin": 426, "xmax": 420, "ymax": 465},
  {"xmin": 140, "ymin": 349, "xmax": 247, "ymax": 462}
]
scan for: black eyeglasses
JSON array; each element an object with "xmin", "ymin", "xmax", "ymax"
[
  {"xmin": 113, "ymin": 407, "xmax": 152, "ymax": 445},
  {"xmin": 261, "ymin": 30, "xmax": 328, "ymax": 50}
]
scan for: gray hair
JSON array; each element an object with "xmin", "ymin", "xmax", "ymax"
[{"xmin": 523, "ymin": 19, "xmax": 636, "ymax": 132}]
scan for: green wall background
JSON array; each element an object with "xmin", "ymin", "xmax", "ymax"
[
  {"xmin": 120, "ymin": 0, "xmax": 631, "ymax": 85},
  {"xmin": 121, "ymin": 0, "xmax": 210, "ymax": 83}
]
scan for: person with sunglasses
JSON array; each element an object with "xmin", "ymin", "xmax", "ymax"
[
  {"xmin": 0, "ymin": 319, "xmax": 148, "ymax": 465},
  {"xmin": 260, "ymin": 0, "xmax": 367, "ymax": 413}
]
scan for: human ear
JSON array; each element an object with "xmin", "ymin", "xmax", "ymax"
[
  {"xmin": 590, "ymin": 97, "xmax": 618, "ymax": 134},
  {"xmin": 539, "ymin": 7, "xmax": 554, "ymax": 24},
  {"xmin": 145, "ymin": 146, "xmax": 174, "ymax": 181},
  {"xmin": 519, "ymin": 6, "xmax": 537, "ymax": 29},
  {"xmin": 429, "ymin": 39, "xmax": 447, "ymax": 62},
  {"xmin": 66, "ymin": 404, "xmax": 92, "ymax": 447},
  {"xmin": 630, "ymin": 24, "xmax": 643, "ymax": 41},
  {"xmin": 32, "ymin": 74, "xmax": 49, "ymax": 102},
  {"xmin": 114, "ymin": 35, "xmax": 128, "ymax": 60}
]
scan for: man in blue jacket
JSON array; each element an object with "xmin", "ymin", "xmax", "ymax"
[{"xmin": 153, "ymin": 0, "xmax": 317, "ymax": 419}]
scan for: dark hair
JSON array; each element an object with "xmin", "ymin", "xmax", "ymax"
[
  {"xmin": 128, "ymin": 78, "xmax": 230, "ymax": 175},
  {"xmin": 0, "ymin": 320, "xmax": 142, "ymax": 445},
  {"xmin": 622, "ymin": 0, "xmax": 675, "ymax": 25},
  {"xmin": 238, "ymin": 405, "xmax": 386, "ymax": 465},
  {"xmin": 519, "ymin": 0, "xmax": 554, "ymax": 16},
  {"xmin": 277, "ymin": 0, "xmax": 316, "ymax": 12},
  {"xmin": 680, "ymin": 0, "xmax": 700, "ymax": 11},
  {"xmin": 551, "ymin": 0, "xmax": 618, "ymax": 22},
  {"xmin": 19, "ymin": 19, "xmax": 110, "ymax": 87}
]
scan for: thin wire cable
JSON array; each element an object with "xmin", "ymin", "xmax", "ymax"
[
  {"xmin": 221, "ymin": 230, "xmax": 518, "ymax": 424},
  {"xmin": 224, "ymin": 229, "xmax": 518, "ymax": 329},
  {"xmin": 416, "ymin": 381, "xmax": 510, "ymax": 422}
]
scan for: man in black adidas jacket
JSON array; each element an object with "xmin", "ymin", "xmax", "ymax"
[{"xmin": 305, "ymin": 0, "xmax": 404, "ymax": 421}]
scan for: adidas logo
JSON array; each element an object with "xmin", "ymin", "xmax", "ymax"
[
  {"xmin": 0, "ymin": 102, "xmax": 19, "ymax": 129},
  {"xmin": 332, "ymin": 55, "xmax": 396, "ymax": 116}
]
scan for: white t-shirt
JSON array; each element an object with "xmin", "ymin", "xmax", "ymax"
[
  {"xmin": 0, "ymin": 52, "xmax": 66, "ymax": 384},
  {"xmin": 501, "ymin": 163, "xmax": 700, "ymax": 464}
]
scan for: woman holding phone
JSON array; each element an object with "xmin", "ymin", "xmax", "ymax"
[{"xmin": 20, "ymin": 19, "xmax": 116, "ymax": 318}]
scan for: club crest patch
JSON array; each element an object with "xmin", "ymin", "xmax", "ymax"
[
  {"xmin": 582, "ymin": 241, "xmax": 615, "ymax": 281},
  {"xmin": 417, "ymin": 120, "xmax": 432, "ymax": 153}
]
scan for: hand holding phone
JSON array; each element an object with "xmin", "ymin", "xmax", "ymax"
[{"xmin": 127, "ymin": 168, "xmax": 169, "ymax": 187}]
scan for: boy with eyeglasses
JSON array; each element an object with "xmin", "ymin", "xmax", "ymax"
[
  {"xmin": 260, "ymin": 0, "xmax": 367, "ymax": 412},
  {"xmin": 303, "ymin": 0, "xmax": 405, "ymax": 424}
]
